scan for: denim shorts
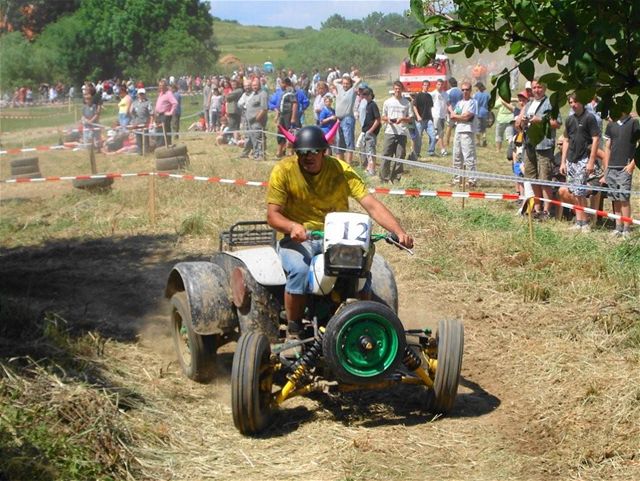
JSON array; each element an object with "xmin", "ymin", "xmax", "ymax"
[
  {"xmin": 277, "ymin": 237, "xmax": 323, "ymax": 295},
  {"xmin": 337, "ymin": 115, "xmax": 356, "ymax": 150}
]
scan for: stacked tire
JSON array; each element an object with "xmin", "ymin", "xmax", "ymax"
[
  {"xmin": 10, "ymin": 157, "xmax": 41, "ymax": 179},
  {"xmin": 72, "ymin": 176, "xmax": 114, "ymax": 191},
  {"xmin": 154, "ymin": 144, "xmax": 189, "ymax": 171}
]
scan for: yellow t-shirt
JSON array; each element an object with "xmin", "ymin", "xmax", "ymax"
[
  {"xmin": 266, "ymin": 155, "xmax": 369, "ymax": 231},
  {"xmin": 118, "ymin": 95, "xmax": 130, "ymax": 115}
]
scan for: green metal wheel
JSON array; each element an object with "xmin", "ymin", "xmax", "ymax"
[{"xmin": 323, "ymin": 301, "xmax": 406, "ymax": 384}]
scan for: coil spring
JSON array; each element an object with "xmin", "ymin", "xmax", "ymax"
[
  {"xmin": 287, "ymin": 332, "xmax": 324, "ymax": 385},
  {"xmin": 402, "ymin": 346, "xmax": 422, "ymax": 371}
]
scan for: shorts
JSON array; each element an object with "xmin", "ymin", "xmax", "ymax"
[
  {"xmin": 277, "ymin": 116, "xmax": 294, "ymax": 145},
  {"xmin": 524, "ymin": 146, "xmax": 554, "ymax": 180},
  {"xmin": 278, "ymin": 237, "xmax": 323, "ymax": 295},
  {"xmin": 605, "ymin": 167, "xmax": 633, "ymax": 202},
  {"xmin": 336, "ymin": 115, "xmax": 355, "ymax": 150},
  {"xmin": 567, "ymin": 157, "xmax": 589, "ymax": 197}
]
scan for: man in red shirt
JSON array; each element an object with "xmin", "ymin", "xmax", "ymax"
[{"xmin": 155, "ymin": 79, "xmax": 178, "ymax": 146}]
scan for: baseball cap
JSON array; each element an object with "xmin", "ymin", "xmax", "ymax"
[
  {"xmin": 525, "ymin": 81, "xmax": 532, "ymax": 89},
  {"xmin": 517, "ymin": 90, "xmax": 529, "ymax": 100},
  {"xmin": 137, "ymin": 88, "xmax": 146, "ymax": 95},
  {"xmin": 358, "ymin": 82, "xmax": 369, "ymax": 90}
]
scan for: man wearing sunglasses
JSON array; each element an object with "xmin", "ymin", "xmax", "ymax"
[{"xmin": 267, "ymin": 125, "xmax": 414, "ymax": 343}]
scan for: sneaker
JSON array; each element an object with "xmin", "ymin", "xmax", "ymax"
[
  {"xmin": 428, "ymin": 151, "xmax": 436, "ymax": 157},
  {"xmin": 467, "ymin": 181, "xmax": 478, "ymax": 188},
  {"xmin": 539, "ymin": 211, "xmax": 551, "ymax": 221},
  {"xmin": 570, "ymin": 222, "xmax": 583, "ymax": 231},
  {"xmin": 450, "ymin": 179, "xmax": 460, "ymax": 186},
  {"xmin": 610, "ymin": 229, "xmax": 623, "ymax": 238},
  {"xmin": 440, "ymin": 149, "xmax": 448, "ymax": 156}
]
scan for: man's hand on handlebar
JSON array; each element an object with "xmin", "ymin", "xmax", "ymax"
[{"xmin": 289, "ymin": 222, "xmax": 308, "ymax": 242}]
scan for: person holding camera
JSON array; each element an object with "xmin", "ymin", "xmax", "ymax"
[
  {"xmin": 515, "ymin": 79, "xmax": 562, "ymax": 220},
  {"xmin": 380, "ymin": 80, "xmax": 413, "ymax": 183}
]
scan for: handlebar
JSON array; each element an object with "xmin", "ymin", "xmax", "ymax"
[{"xmin": 307, "ymin": 230, "xmax": 413, "ymax": 255}]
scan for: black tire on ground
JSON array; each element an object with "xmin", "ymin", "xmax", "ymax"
[
  {"xmin": 171, "ymin": 291, "xmax": 217, "ymax": 383},
  {"xmin": 231, "ymin": 331, "xmax": 274, "ymax": 435},
  {"xmin": 155, "ymin": 155, "xmax": 187, "ymax": 171},
  {"xmin": 323, "ymin": 300, "xmax": 407, "ymax": 385},
  {"xmin": 11, "ymin": 165, "xmax": 41, "ymax": 175},
  {"xmin": 72, "ymin": 177, "xmax": 114, "ymax": 191},
  {"xmin": 431, "ymin": 319, "xmax": 464, "ymax": 414},
  {"xmin": 155, "ymin": 144, "xmax": 188, "ymax": 159},
  {"xmin": 10, "ymin": 157, "xmax": 39, "ymax": 169},
  {"xmin": 11, "ymin": 172, "xmax": 42, "ymax": 179}
]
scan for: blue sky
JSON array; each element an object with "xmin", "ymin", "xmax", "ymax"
[{"xmin": 210, "ymin": 0, "xmax": 410, "ymax": 29}]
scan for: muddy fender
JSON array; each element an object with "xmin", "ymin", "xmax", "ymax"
[
  {"xmin": 165, "ymin": 262, "xmax": 236, "ymax": 336},
  {"xmin": 370, "ymin": 254, "xmax": 398, "ymax": 313}
]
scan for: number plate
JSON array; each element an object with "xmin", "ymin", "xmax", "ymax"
[{"xmin": 323, "ymin": 212, "xmax": 372, "ymax": 251}]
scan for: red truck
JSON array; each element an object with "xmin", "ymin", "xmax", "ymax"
[{"xmin": 399, "ymin": 54, "xmax": 452, "ymax": 93}]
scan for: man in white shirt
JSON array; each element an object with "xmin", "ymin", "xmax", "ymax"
[
  {"xmin": 431, "ymin": 78, "xmax": 449, "ymax": 156},
  {"xmin": 448, "ymin": 81, "xmax": 478, "ymax": 186},
  {"xmin": 380, "ymin": 81, "xmax": 414, "ymax": 183}
]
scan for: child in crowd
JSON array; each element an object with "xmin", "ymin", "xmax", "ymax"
[
  {"xmin": 317, "ymin": 93, "xmax": 337, "ymax": 154},
  {"xmin": 188, "ymin": 112, "xmax": 207, "ymax": 132},
  {"xmin": 209, "ymin": 87, "xmax": 223, "ymax": 132}
]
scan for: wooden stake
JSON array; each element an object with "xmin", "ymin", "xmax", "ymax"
[
  {"xmin": 527, "ymin": 197, "xmax": 535, "ymax": 241},
  {"xmin": 148, "ymin": 172, "xmax": 156, "ymax": 227},
  {"xmin": 89, "ymin": 142, "xmax": 97, "ymax": 174}
]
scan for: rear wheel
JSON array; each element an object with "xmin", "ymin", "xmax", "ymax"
[
  {"xmin": 171, "ymin": 291, "xmax": 217, "ymax": 382},
  {"xmin": 231, "ymin": 331, "xmax": 274, "ymax": 435},
  {"xmin": 432, "ymin": 319, "xmax": 464, "ymax": 414},
  {"xmin": 323, "ymin": 301, "xmax": 406, "ymax": 384}
]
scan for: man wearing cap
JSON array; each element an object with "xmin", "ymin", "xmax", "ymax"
[
  {"xmin": 266, "ymin": 125, "xmax": 413, "ymax": 343},
  {"xmin": 412, "ymin": 80, "xmax": 436, "ymax": 157},
  {"xmin": 130, "ymin": 88, "xmax": 154, "ymax": 155}
]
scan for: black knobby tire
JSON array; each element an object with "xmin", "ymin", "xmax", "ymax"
[
  {"xmin": 323, "ymin": 300, "xmax": 407, "ymax": 385},
  {"xmin": 11, "ymin": 172, "xmax": 42, "ymax": 179},
  {"xmin": 171, "ymin": 291, "xmax": 217, "ymax": 383},
  {"xmin": 155, "ymin": 155, "xmax": 187, "ymax": 171},
  {"xmin": 231, "ymin": 331, "xmax": 274, "ymax": 435},
  {"xmin": 155, "ymin": 144, "xmax": 188, "ymax": 159},
  {"xmin": 10, "ymin": 157, "xmax": 39, "ymax": 169},
  {"xmin": 11, "ymin": 165, "xmax": 41, "ymax": 175},
  {"xmin": 432, "ymin": 319, "xmax": 464, "ymax": 414},
  {"xmin": 72, "ymin": 177, "xmax": 114, "ymax": 191}
]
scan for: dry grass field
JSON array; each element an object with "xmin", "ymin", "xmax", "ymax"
[{"xmin": 1, "ymin": 96, "xmax": 640, "ymax": 481}]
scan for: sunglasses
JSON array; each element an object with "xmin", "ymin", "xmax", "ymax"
[
  {"xmin": 461, "ymin": 88, "xmax": 471, "ymax": 91},
  {"xmin": 296, "ymin": 148, "xmax": 321, "ymax": 155}
]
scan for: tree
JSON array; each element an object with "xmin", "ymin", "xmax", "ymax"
[
  {"xmin": 0, "ymin": 0, "xmax": 80, "ymax": 38},
  {"xmin": 320, "ymin": 14, "xmax": 362, "ymax": 34},
  {"xmin": 408, "ymin": 0, "xmax": 640, "ymax": 149},
  {"xmin": 283, "ymin": 29, "xmax": 384, "ymax": 75}
]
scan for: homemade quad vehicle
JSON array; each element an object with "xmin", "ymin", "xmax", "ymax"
[{"xmin": 165, "ymin": 212, "xmax": 464, "ymax": 435}]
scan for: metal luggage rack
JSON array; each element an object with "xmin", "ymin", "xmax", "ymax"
[{"xmin": 219, "ymin": 221, "xmax": 277, "ymax": 251}]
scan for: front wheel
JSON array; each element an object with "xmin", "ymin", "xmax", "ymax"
[
  {"xmin": 171, "ymin": 291, "xmax": 217, "ymax": 382},
  {"xmin": 432, "ymin": 319, "xmax": 464, "ymax": 414},
  {"xmin": 323, "ymin": 301, "xmax": 406, "ymax": 385},
  {"xmin": 231, "ymin": 331, "xmax": 274, "ymax": 435}
]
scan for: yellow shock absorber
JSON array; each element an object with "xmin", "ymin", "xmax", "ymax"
[
  {"xmin": 413, "ymin": 365, "xmax": 434, "ymax": 388},
  {"xmin": 275, "ymin": 364, "xmax": 307, "ymax": 404}
]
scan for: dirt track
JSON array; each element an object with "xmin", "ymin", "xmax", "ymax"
[{"xmin": 1, "ymin": 234, "xmax": 639, "ymax": 481}]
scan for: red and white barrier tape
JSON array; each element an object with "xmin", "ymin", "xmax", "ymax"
[
  {"xmin": 3, "ymin": 170, "xmax": 638, "ymax": 225},
  {"xmin": 0, "ymin": 143, "xmax": 79, "ymax": 155}
]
